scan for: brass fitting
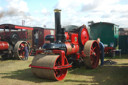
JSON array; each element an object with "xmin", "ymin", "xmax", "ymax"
[{"xmin": 54, "ymin": 9, "xmax": 61, "ymax": 12}]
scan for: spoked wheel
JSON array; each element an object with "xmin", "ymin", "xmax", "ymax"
[
  {"xmin": 83, "ymin": 40, "xmax": 100, "ymax": 68},
  {"xmin": 14, "ymin": 41, "xmax": 30, "ymax": 60},
  {"xmin": 54, "ymin": 56, "xmax": 68, "ymax": 80},
  {"xmin": 31, "ymin": 54, "xmax": 68, "ymax": 81}
]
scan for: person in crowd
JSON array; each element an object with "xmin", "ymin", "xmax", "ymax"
[
  {"xmin": 97, "ymin": 38, "xmax": 104, "ymax": 66},
  {"xmin": 24, "ymin": 44, "xmax": 29, "ymax": 60},
  {"xmin": 34, "ymin": 31, "xmax": 39, "ymax": 46}
]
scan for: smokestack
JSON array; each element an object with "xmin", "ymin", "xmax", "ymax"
[{"xmin": 54, "ymin": 9, "xmax": 62, "ymax": 43}]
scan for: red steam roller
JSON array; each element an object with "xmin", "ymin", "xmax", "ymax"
[{"xmin": 29, "ymin": 9, "xmax": 100, "ymax": 81}]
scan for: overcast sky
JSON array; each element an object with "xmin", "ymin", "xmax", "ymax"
[{"xmin": 0, "ymin": 0, "xmax": 128, "ymax": 28}]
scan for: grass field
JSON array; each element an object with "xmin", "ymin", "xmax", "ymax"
[{"xmin": 0, "ymin": 55, "xmax": 128, "ymax": 85}]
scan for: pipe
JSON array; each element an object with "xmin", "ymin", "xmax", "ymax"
[{"xmin": 54, "ymin": 9, "xmax": 62, "ymax": 43}]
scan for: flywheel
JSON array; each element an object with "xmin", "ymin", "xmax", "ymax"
[{"xmin": 78, "ymin": 26, "xmax": 89, "ymax": 46}]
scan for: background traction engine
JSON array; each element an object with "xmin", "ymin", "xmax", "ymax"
[
  {"xmin": 30, "ymin": 9, "xmax": 100, "ymax": 81},
  {"xmin": 0, "ymin": 24, "xmax": 31, "ymax": 60}
]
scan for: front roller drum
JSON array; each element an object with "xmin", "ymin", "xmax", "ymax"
[
  {"xmin": 83, "ymin": 40, "xmax": 100, "ymax": 68},
  {"xmin": 31, "ymin": 54, "xmax": 68, "ymax": 81}
]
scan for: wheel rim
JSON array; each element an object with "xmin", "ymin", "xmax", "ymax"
[
  {"xmin": 14, "ymin": 41, "xmax": 30, "ymax": 60},
  {"xmin": 83, "ymin": 40, "xmax": 100, "ymax": 68},
  {"xmin": 79, "ymin": 27, "xmax": 89, "ymax": 46},
  {"xmin": 54, "ymin": 56, "xmax": 68, "ymax": 80},
  {"xmin": 90, "ymin": 41, "xmax": 100, "ymax": 68}
]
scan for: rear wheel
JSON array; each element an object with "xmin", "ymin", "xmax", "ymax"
[
  {"xmin": 83, "ymin": 40, "xmax": 100, "ymax": 68},
  {"xmin": 14, "ymin": 41, "xmax": 30, "ymax": 60}
]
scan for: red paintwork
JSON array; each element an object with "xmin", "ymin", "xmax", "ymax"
[
  {"xmin": 89, "ymin": 41, "xmax": 100, "ymax": 68},
  {"xmin": 32, "ymin": 28, "xmax": 55, "ymax": 48},
  {"xmin": 29, "ymin": 64, "xmax": 72, "ymax": 70},
  {"xmin": 52, "ymin": 50, "xmax": 69, "ymax": 66},
  {"xmin": 64, "ymin": 27, "xmax": 89, "ymax": 56},
  {"xmin": 71, "ymin": 45, "xmax": 79, "ymax": 54},
  {"xmin": 65, "ymin": 32, "xmax": 69, "ymax": 40},
  {"xmin": 104, "ymin": 47, "xmax": 114, "ymax": 54},
  {"xmin": 71, "ymin": 33, "xmax": 78, "ymax": 44},
  {"xmin": 15, "ymin": 26, "xmax": 33, "ymax": 30},
  {"xmin": 80, "ymin": 27, "xmax": 89, "ymax": 45},
  {"xmin": 30, "ymin": 50, "xmax": 71, "ymax": 69},
  {"xmin": 0, "ymin": 24, "xmax": 33, "ymax": 30},
  {"xmin": 0, "ymin": 41, "xmax": 9, "ymax": 50},
  {"xmin": 76, "ymin": 53, "xmax": 80, "ymax": 60},
  {"xmin": 35, "ymin": 49, "xmax": 44, "ymax": 55},
  {"xmin": 65, "ymin": 42, "xmax": 79, "ymax": 55}
]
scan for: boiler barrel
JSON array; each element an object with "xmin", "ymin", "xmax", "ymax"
[{"xmin": 0, "ymin": 41, "xmax": 9, "ymax": 50}]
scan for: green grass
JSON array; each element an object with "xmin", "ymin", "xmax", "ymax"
[
  {"xmin": 105, "ymin": 54, "xmax": 128, "ymax": 59},
  {"xmin": 0, "ymin": 56, "xmax": 128, "ymax": 85}
]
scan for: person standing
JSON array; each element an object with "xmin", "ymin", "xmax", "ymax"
[
  {"xmin": 34, "ymin": 31, "xmax": 39, "ymax": 46},
  {"xmin": 97, "ymin": 38, "xmax": 104, "ymax": 66},
  {"xmin": 24, "ymin": 44, "xmax": 29, "ymax": 60}
]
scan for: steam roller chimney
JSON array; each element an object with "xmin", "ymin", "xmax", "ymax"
[{"xmin": 54, "ymin": 9, "xmax": 62, "ymax": 43}]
